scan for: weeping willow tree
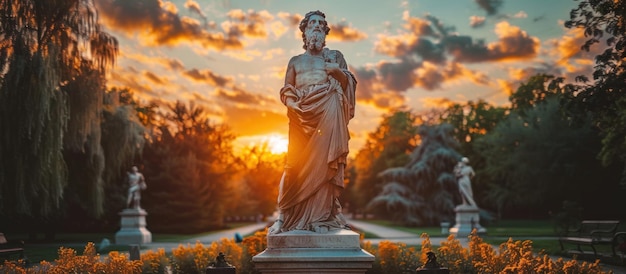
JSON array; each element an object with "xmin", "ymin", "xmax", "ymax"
[
  {"xmin": 368, "ymin": 124, "xmax": 460, "ymax": 226},
  {"xmin": 0, "ymin": 0, "xmax": 118, "ymax": 219}
]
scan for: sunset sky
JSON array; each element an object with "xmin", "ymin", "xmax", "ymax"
[{"xmin": 93, "ymin": 0, "xmax": 598, "ymax": 156}]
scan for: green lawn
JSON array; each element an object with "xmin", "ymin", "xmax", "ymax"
[{"xmin": 366, "ymin": 219, "xmax": 557, "ymax": 237}]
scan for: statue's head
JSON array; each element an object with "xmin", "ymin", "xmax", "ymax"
[
  {"xmin": 299, "ymin": 10, "xmax": 330, "ymax": 51},
  {"xmin": 461, "ymin": 157, "xmax": 469, "ymax": 164},
  {"xmin": 131, "ymin": 166, "xmax": 138, "ymax": 172}
]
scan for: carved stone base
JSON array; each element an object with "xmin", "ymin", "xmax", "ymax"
[
  {"xmin": 115, "ymin": 208, "xmax": 152, "ymax": 245},
  {"xmin": 252, "ymin": 229, "xmax": 374, "ymax": 273},
  {"xmin": 449, "ymin": 205, "xmax": 486, "ymax": 237}
]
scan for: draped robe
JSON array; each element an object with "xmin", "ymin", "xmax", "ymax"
[
  {"xmin": 278, "ymin": 49, "xmax": 356, "ymax": 232},
  {"xmin": 456, "ymin": 164, "xmax": 476, "ymax": 207}
]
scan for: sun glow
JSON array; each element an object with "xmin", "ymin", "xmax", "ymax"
[
  {"xmin": 265, "ymin": 134, "xmax": 289, "ymax": 154},
  {"xmin": 235, "ymin": 133, "xmax": 289, "ymax": 156}
]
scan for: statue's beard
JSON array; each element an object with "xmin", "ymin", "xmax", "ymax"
[{"xmin": 305, "ymin": 29, "xmax": 326, "ymax": 52}]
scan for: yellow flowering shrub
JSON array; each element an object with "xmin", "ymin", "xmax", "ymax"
[
  {"xmin": 0, "ymin": 242, "xmax": 142, "ymax": 274},
  {"xmin": 170, "ymin": 238, "xmax": 242, "ymax": 274},
  {"xmin": 140, "ymin": 248, "xmax": 170, "ymax": 274},
  {"xmin": 240, "ymin": 229, "xmax": 268, "ymax": 273},
  {"xmin": 0, "ymin": 231, "xmax": 614, "ymax": 273}
]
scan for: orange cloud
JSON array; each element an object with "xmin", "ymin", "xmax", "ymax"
[
  {"xmin": 182, "ymin": 69, "xmax": 233, "ymax": 86},
  {"xmin": 184, "ymin": 0, "xmax": 206, "ymax": 22},
  {"xmin": 352, "ymin": 66, "xmax": 406, "ymax": 110},
  {"xmin": 328, "ymin": 21, "xmax": 368, "ymax": 42},
  {"xmin": 214, "ymin": 87, "xmax": 279, "ymax": 106},
  {"xmin": 278, "ymin": 12, "xmax": 302, "ymax": 27},
  {"xmin": 95, "ymin": 0, "xmax": 243, "ymax": 50},
  {"xmin": 143, "ymin": 71, "xmax": 165, "ymax": 85},
  {"xmin": 446, "ymin": 21, "xmax": 539, "ymax": 63},
  {"xmin": 222, "ymin": 9, "xmax": 274, "ymax": 38},
  {"xmin": 470, "ymin": 16, "xmax": 486, "ymax": 28},
  {"xmin": 421, "ymin": 97, "xmax": 455, "ymax": 109},
  {"xmin": 414, "ymin": 62, "xmax": 487, "ymax": 90}
]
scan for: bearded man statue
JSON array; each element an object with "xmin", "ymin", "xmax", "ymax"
[{"xmin": 269, "ymin": 10, "xmax": 357, "ymax": 234}]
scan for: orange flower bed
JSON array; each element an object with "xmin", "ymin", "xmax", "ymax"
[{"xmin": 0, "ymin": 229, "xmax": 609, "ymax": 273}]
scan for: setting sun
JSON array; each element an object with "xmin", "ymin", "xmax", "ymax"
[{"xmin": 265, "ymin": 134, "xmax": 289, "ymax": 155}]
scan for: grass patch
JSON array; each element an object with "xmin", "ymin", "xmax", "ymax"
[
  {"xmin": 363, "ymin": 219, "xmax": 443, "ymax": 237},
  {"xmin": 485, "ymin": 220, "xmax": 556, "ymax": 237}
]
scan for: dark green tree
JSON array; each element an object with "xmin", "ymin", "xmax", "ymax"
[
  {"xmin": 0, "ymin": 0, "xmax": 118, "ymax": 221},
  {"xmin": 352, "ymin": 109, "xmax": 419, "ymax": 217},
  {"xmin": 369, "ymin": 124, "xmax": 460, "ymax": 225},
  {"xmin": 142, "ymin": 101, "xmax": 239, "ymax": 233},
  {"xmin": 475, "ymin": 96, "xmax": 614, "ymax": 218},
  {"xmin": 565, "ymin": 0, "xmax": 626, "ymax": 189}
]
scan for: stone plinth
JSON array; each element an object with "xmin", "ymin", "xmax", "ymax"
[
  {"xmin": 115, "ymin": 208, "xmax": 152, "ymax": 245},
  {"xmin": 449, "ymin": 205, "xmax": 486, "ymax": 237},
  {"xmin": 253, "ymin": 229, "xmax": 374, "ymax": 273}
]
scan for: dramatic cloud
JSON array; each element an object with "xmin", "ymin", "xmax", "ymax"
[
  {"xmin": 144, "ymin": 71, "xmax": 165, "ymax": 85},
  {"xmin": 352, "ymin": 66, "xmax": 407, "ymax": 110},
  {"xmin": 549, "ymin": 27, "xmax": 595, "ymax": 73},
  {"xmin": 184, "ymin": 0, "xmax": 207, "ymax": 23},
  {"xmin": 328, "ymin": 21, "xmax": 368, "ymax": 42},
  {"xmin": 444, "ymin": 21, "xmax": 539, "ymax": 62},
  {"xmin": 183, "ymin": 68, "xmax": 233, "ymax": 86},
  {"xmin": 277, "ymin": 12, "xmax": 302, "ymax": 27},
  {"xmin": 405, "ymin": 16, "xmax": 437, "ymax": 37},
  {"xmin": 470, "ymin": 16, "xmax": 486, "ymax": 28},
  {"xmin": 222, "ymin": 9, "xmax": 274, "ymax": 38},
  {"xmin": 475, "ymin": 0, "xmax": 503, "ymax": 15},
  {"xmin": 95, "ymin": 0, "xmax": 243, "ymax": 50},
  {"xmin": 367, "ymin": 14, "xmax": 526, "ymax": 96},
  {"xmin": 215, "ymin": 87, "xmax": 278, "ymax": 106}
]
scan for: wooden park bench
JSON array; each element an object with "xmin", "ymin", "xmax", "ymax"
[
  {"xmin": 0, "ymin": 232, "xmax": 25, "ymax": 262},
  {"xmin": 558, "ymin": 220, "xmax": 621, "ymax": 258}
]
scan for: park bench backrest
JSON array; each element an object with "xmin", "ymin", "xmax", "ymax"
[{"xmin": 577, "ymin": 220, "xmax": 619, "ymax": 235}]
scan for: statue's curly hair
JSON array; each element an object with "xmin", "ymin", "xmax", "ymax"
[{"xmin": 299, "ymin": 10, "xmax": 330, "ymax": 50}]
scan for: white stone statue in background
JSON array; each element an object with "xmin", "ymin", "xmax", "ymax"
[
  {"xmin": 126, "ymin": 166, "xmax": 147, "ymax": 209},
  {"xmin": 269, "ymin": 10, "xmax": 357, "ymax": 234},
  {"xmin": 454, "ymin": 157, "xmax": 476, "ymax": 207}
]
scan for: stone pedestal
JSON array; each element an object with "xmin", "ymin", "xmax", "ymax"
[
  {"xmin": 252, "ymin": 229, "xmax": 374, "ymax": 273},
  {"xmin": 115, "ymin": 208, "xmax": 152, "ymax": 245},
  {"xmin": 449, "ymin": 205, "xmax": 486, "ymax": 237}
]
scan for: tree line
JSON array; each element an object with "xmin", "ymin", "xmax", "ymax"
[
  {"xmin": 348, "ymin": 0, "xmax": 626, "ymax": 225},
  {"xmin": 1, "ymin": 0, "xmax": 625, "ymax": 235}
]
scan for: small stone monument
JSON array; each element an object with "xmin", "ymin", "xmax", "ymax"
[
  {"xmin": 206, "ymin": 252, "xmax": 235, "ymax": 274},
  {"xmin": 115, "ymin": 166, "xmax": 152, "ymax": 245},
  {"xmin": 449, "ymin": 157, "xmax": 486, "ymax": 237},
  {"xmin": 416, "ymin": 251, "xmax": 449, "ymax": 274}
]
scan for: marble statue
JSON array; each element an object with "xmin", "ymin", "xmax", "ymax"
[
  {"xmin": 269, "ymin": 10, "xmax": 357, "ymax": 234},
  {"xmin": 454, "ymin": 157, "xmax": 476, "ymax": 207},
  {"xmin": 126, "ymin": 166, "xmax": 147, "ymax": 209}
]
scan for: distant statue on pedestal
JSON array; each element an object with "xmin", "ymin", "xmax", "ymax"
[
  {"xmin": 454, "ymin": 157, "xmax": 476, "ymax": 207},
  {"xmin": 449, "ymin": 157, "xmax": 486, "ymax": 236},
  {"xmin": 116, "ymin": 165, "xmax": 152, "ymax": 245},
  {"xmin": 126, "ymin": 166, "xmax": 147, "ymax": 209}
]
